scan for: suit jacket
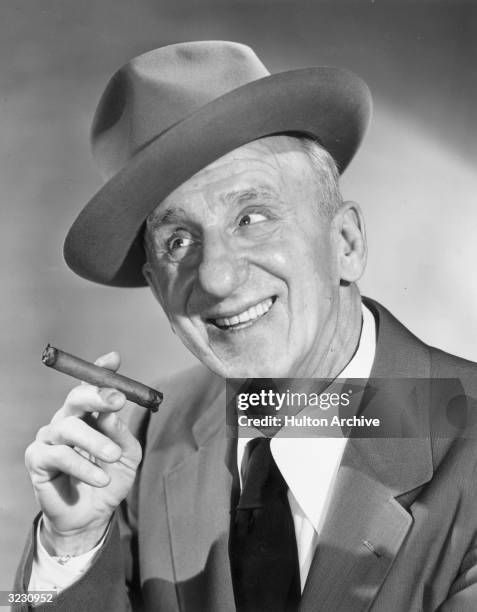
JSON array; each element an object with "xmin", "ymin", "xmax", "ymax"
[{"xmin": 14, "ymin": 298, "xmax": 477, "ymax": 611}]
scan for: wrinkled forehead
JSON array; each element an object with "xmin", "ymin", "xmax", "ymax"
[{"xmin": 148, "ymin": 135, "xmax": 314, "ymax": 219}]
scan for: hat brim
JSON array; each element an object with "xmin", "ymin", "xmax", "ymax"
[{"xmin": 64, "ymin": 67, "xmax": 372, "ymax": 287}]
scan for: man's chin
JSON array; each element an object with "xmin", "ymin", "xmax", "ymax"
[
  {"xmin": 216, "ymin": 360, "xmax": 291, "ymax": 379},
  {"xmin": 196, "ymin": 341, "xmax": 293, "ymax": 379}
]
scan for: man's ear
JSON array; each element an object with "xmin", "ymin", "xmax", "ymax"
[{"xmin": 334, "ymin": 201, "xmax": 367, "ymax": 283}]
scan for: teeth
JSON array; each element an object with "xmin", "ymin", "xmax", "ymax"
[
  {"xmin": 214, "ymin": 298, "xmax": 273, "ymax": 328},
  {"xmin": 237, "ymin": 309, "xmax": 251, "ymax": 324}
]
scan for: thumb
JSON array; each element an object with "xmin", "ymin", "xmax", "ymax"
[{"xmin": 94, "ymin": 351, "xmax": 121, "ymax": 372}]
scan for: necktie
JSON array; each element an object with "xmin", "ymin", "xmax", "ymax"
[{"xmin": 230, "ymin": 438, "xmax": 301, "ymax": 612}]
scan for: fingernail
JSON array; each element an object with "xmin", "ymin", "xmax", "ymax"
[
  {"xmin": 94, "ymin": 471, "xmax": 109, "ymax": 486},
  {"xmin": 99, "ymin": 389, "xmax": 124, "ymax": 406},
  {"xmin": 103, "ymin": 443, "xmax": 121, "ymax": 460},
  {"xmin": 108, "ymin": 392, "xmax": 124, "ymax": 407},
  {"xmin": 95, "ymin": 351, "xmax": 115, "ymax": 366}
]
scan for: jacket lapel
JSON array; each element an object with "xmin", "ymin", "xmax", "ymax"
[
  {"xmin": 299, "ymin": 451, "xmax": 413, "ymax": 611},
  {"xmin": 164, "ymin": 386, "xmax": 237, "ymax": 612},
  {"xmin": 300, "ymin": 298, "xmax": 434, "ymax": 612},
  {"xmin": 299, "ymin": 434, "xmax": 433, "ymax": 611}
]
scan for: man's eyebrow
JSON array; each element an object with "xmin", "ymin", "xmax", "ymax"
[
  {"xmin": 223, "ymin": 185, "xmax": 281, "ymax": 205},
  {"xmin": 147, "ymin": 207, "xmax": 188, "ymax": 229}
]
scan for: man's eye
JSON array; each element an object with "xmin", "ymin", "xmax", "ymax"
[
  {"xmin": 238, "ymin": 212, "xmax": 267, "ymax": 226},
  {"xmin": 166, "ymin": 234, "xmax": 194, "ymax": 260}
]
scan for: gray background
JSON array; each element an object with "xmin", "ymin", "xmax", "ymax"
[{"xmin": 1, "ymin": 0, "xmax": 476, "ymax": 588}]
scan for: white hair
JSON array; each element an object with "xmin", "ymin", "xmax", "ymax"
[{"xmin": 294, "ymin": 136, "xmax": 343, "ymax": 216}]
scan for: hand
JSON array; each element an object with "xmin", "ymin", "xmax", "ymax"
[{"xmin": 25, "ymin": 351, "xmax": 142, "ymax": 555}]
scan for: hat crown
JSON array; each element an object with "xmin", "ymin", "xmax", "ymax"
[{"xmin": 92, "ymin": 41, "xmax": 270, "ymax": 179}]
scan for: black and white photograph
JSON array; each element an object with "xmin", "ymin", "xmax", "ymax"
[{"xmin": 2, "ymin": 1, "xmax": 477, "ymax": 610}]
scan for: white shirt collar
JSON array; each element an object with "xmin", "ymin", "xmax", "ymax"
[{"xmin": 338, "ymin": 302, "xmax": 376, "ymax": 380}]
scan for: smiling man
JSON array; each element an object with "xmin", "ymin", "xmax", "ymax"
[
  {"xmin": 16, "ymin": 42, "xmax": 477, "ymax": 612},
  {"xmin": 142, "ymin": 135, "xmax": 364, "ymax": 381}
]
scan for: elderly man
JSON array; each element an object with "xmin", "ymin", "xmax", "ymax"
[{"xmin": 15, "ymin": 42, "xmax": 477, "ymax": 611}]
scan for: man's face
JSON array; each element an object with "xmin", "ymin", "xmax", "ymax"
[{"xmin": 144, "ymin": 136, "xmax": 347, "ymax": 378}]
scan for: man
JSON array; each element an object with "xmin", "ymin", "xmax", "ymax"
[{"xmin": 15, "ymin": 41, "xmax": 477, "ymax": 611}]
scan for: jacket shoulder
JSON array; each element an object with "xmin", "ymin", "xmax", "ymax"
[
  {"xmin": 364, "ymin": 296, "xmax": 477, "ymax": 383},
  {"xmin": 122, "ymin": 363, "xmax": 222, "ymax": 449},
  {"xmin": 144, "ymin": 363, "xmax": 224, "ymax": 453},
  {"xmin": 428, "ymin": 345, "xmax": 477, "ymax": 396}
]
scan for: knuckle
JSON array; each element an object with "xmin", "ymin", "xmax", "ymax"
[
  {"xmin": 24, "ymin": 442, "xmax": 37, "ymax": 469},
  {"xmin": 35, "ymin": 425, "xmax": 50, "ymax": 442},
  {"xmin": 64, "ymin": 385, "xmax": 86, "ymax": 406},
  {"xmin": 55, "ymin": 415, "xmax": 79, "ymax": 440},
  {"xmin": 50, "ymin": 405, "xmax": 67, "ymax": 425}
]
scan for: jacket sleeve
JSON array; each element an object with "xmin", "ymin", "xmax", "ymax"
[
  {"xmin": 12, "ymin": 404, "xmax": 151, "ymax": 612},
  {"xmin": 12, "ymin": 508, "xmax": 135, "ymax": 612}
]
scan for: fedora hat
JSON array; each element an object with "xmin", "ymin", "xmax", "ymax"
[{"xmin": 64, "ymin": 41, "xmax": 372, "ymax": 287}]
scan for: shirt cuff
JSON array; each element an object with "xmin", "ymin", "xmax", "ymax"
[{"xmin": 28, "ymin": 516, "xmax": 109, "ymax": 592}]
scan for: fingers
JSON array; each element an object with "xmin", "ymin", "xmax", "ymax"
[
  {"xmin": 95, "ymin": 412, "xmax": 142, "ymax": 466},
  {"xmin": 94, "ymin": 350, "xmax": 121, "ymax": 371},
  {"xmin": 52, "ymin": 384, "xmax": 126, "ymax": 423},
  {"xmin": 36, "ymin": 416, "xmax": 122, "ymax": 463},
  {"xmin": 25, "ymin": 441, "xmax": 110, "ymax": 487},
  {"xmin": 26, "ymin": 409, "xmax": 141, "ymax": 488},
  {"xmin": 52, "ymin": 350, "xmax": 124, "ymax": 421},
  {"xmin": 25, "ymin": 348, "xmax": 142, "ymax": 490}
]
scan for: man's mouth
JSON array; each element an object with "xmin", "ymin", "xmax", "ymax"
[{"xmin": 207, "ymin": 296, "xmax": 276, "ymax": 331}]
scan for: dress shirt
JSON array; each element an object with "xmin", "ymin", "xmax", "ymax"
[
  {"xmin": 29, "ymin": 304, "xmax": 376, "ymax": 594},
  {"xmin": 237, "ymin": 303, "xmax": 376, "ymax": 591}
]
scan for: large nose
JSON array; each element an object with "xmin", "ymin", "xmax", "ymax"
[{"xmin": 197, "ymin": 230, "xmax": 248, "ymax": 299}]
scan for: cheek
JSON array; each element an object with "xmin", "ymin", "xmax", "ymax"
[
  {"xmin": 266, "ymin": 228, "xmax": 334, "ymax": 292},
  {"xmin": 304, "ymin": 229, "xmax": 338, "ymax": 284},
  {"xmin": 247, "ymin": 227, "xmax": 306, "ymax": 274},
  {"xmin": 155, "ymin": 263, "xmax": 191, "ymax": 316},
  {"xmin": 286, "ymin": 237, "xmax": 338, "ymax": 330},
  {"xmin": 265, "ymin": 249, "xmax": 292, "ymax": 271}
]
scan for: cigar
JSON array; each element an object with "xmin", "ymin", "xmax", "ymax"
[{"xmin": 42, "ymin": 344, "xmax": 162, "ymax": 413}]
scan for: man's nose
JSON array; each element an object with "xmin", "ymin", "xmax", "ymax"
[{"xmin": 197, "ymin": 232, "xmax": 248, "ymax": 299}]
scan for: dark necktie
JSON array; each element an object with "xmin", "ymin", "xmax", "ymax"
[{"xmin": 229, "ymin": 437, "xmax": 301, "ymax": 612}]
